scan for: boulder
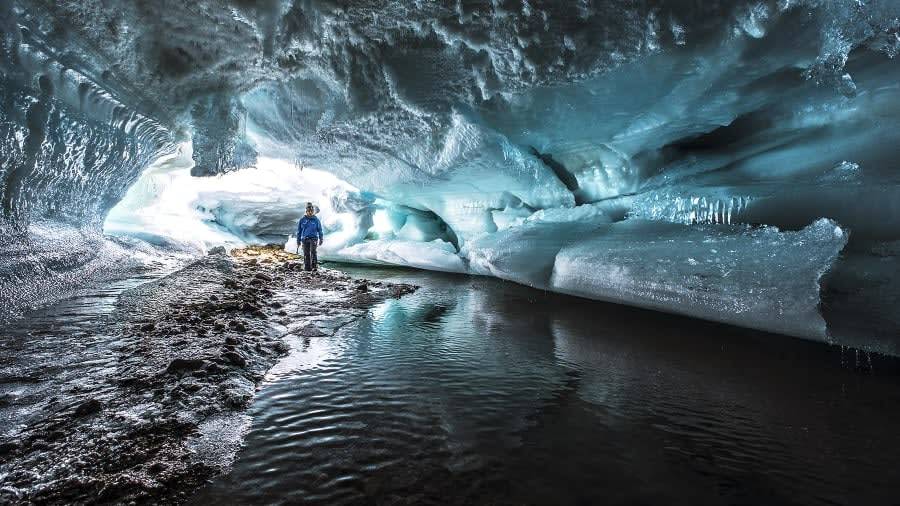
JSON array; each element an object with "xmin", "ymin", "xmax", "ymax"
[
  {"xmin": 222, "ymin": 351, "xmax": 247, "ymax": 368},
  {"xmin": 166, "ymin": 358, "xmax": 207, "ymax": 374},
  {"xmin": 74, "ymin": 398, "xmax": 103, "ymax": 417}
]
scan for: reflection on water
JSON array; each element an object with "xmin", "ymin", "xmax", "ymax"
[
  {"xmin": 194, "ymin": 266, "xmax": 900, "ymax": 505},
  {"xmin": 0, "ymin": 262, "xmax": 180, "ymax": 436}
]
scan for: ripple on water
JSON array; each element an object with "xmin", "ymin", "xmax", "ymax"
[{"xmin": 191, "ymin": 267, "xmax": 900, "ymax": 506}]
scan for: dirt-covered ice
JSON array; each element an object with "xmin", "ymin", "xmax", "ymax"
[{"xmin": 0, "ymin": 246, "xmax": 415, "ymax": 504}]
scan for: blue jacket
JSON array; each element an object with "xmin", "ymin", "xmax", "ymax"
[{"xmin": 297, "ymin": 215, "xmax": 323, "ymax": 241}]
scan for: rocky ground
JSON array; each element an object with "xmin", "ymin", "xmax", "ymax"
[{"xmin": 0, "ymin": 246, "xmax": 416, "ymax": 505}]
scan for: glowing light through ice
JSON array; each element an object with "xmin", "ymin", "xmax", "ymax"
[
  {"xmin": 104, "ymin": 143, "xmax": 356, "ymax": 252},
  {"xmin": 371, "ymin": 209, "xmax": 394, "ymax": 238}
]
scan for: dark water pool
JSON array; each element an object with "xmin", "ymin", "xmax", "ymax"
[{"xmin": 192, "ymin": 266, "xmax": 900, "ymax": 505}]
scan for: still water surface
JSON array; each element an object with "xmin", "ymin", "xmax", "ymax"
[{"xmin": 190, "ymin": 266, "xmax": 900, "ymax": 505}]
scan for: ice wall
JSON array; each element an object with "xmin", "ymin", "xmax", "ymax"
[
  {"xmin": 1, "ymin": 5, "xmax": 177, "ymax": 317},
  {"xmin": 2, "ymin": 0, "xmax": 899, "ymax": 347},
  {"xmin": 551, "ymin": 219, "xmax": 848, "ymax": 339},
  {"xmin": 0, "ymin": 7, "xmax": 175, "ymax": 229}
]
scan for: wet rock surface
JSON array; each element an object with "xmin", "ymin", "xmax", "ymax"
[{"xmin": 0, "ymin": 245, "xmax": 416, "ymax": 505}]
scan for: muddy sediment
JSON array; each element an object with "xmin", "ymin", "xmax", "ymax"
[{"xmin": 0, "ymin": 246, "xmax": 416, "ymax": 505}]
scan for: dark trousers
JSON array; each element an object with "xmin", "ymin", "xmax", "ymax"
[{"xmin": 302, "ymin": 238, "xmax": 318, "ymax": 271}]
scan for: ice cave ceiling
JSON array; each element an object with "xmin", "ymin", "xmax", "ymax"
[{"xmin": 1, "ymin": 0, "xmax": 899, "ymax": 348}]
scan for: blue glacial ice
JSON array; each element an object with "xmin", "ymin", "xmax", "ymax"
[{"xmin": 1, "ymin": 0, "xmax": 899, "ymax": 348}]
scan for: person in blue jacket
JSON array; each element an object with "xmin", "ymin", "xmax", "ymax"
[{"xmin": 297, "ymin": 202, "xmax": 324, "ymax": 271}]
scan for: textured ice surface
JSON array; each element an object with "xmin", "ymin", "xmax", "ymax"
[
  {"xmin": 463, "ymin": 213, "xmax": 849, "ymax": 338},
  {"xmin": 467, "ymin": 216, "xmax": 607, "ymax": 288},
  {"xmin": 551, "ymin": 219, "xmax": 848, "ymax": 339},
  {"xmin": 2, "ymin": 0, "xmax": 899, "ymax": 345},
  {"xmin": 0, "ymin": 222, "xmax": 190, "ymax": 322}
]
